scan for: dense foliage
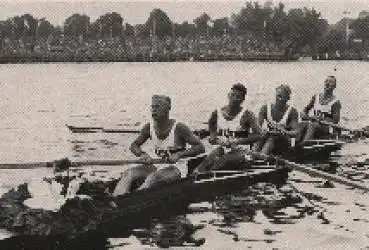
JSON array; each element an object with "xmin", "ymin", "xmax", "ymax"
[{"xmin": 0, "ymin": 2, "xmax": 367, "ymax": 55}]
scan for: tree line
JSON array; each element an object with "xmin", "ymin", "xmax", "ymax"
[{"xmin": 0, "ymin": 2, "xmax": 368, "ymax": 54}]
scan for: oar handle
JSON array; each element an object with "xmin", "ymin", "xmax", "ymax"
[{"xmin": 306, "ymin": 117, "xmax": 355, "ymax": 132}]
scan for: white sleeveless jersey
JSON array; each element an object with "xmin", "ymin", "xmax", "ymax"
[
  {"xmin": 312, "ymin": 94, "xmax": 337, "ymax": 117},
  {"xmin": 217, "ymin": 107, "xmax": 252, "ymax": 139},
  {"xmin": 216, "ymin": 107, "xmax": 253, "ymax": 151},
  {"xmin": 150, "ymin": 120, "xmax": 179, "ymax": 154},
  {"xmin": 149, "ymin": 120, "xmax": 188, "ymax": 178},
  {"xmin": 262, "ymin": 103, "xmax": 293, "ymax": 130},
  {"xmin": 217, "ymin": 107, "xmax": 244, "ymax": 132}
]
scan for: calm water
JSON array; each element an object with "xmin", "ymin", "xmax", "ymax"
[
  {"xmin": 1, "ymin": 61, "xmax": 369, "ymax": 248},
  {"xmin": 0, "ymin": 61, "xmax": 369, "ymax": 162}
]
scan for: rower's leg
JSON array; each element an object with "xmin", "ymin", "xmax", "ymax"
[
  {"xmin": 210, "ymin": 149, "xmax": 246, "ymax": 170},
  {"xmin": 113, "ymin": 164, "xmax": 156, "ymax": 196},
  {"xmin": 253, "ymin": 137, "xmax": 267, "ymax": 152},
  {"xmin": 260, "ymin": 137, "xmax": 275, "ymax": 155},
  {"xmin": 295, "ymin": 121, "xmax": 308, "ymax": 145},
  {"xmin": 303, "ymin": 122, "xmax": 320, "ymax": 142},
  {"xmin": 193, "ymin": 146, "xmax": 224, "ymax": 173},
  {"xmin": 138, "ymin": 165, "xmax": 181, "ymax": 190}
]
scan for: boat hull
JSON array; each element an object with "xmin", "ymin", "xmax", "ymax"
[
  {"xmin": 287, "ymin": 139, "xmax": 344, "ymax": 163},
  {"xmin": 0, "ymin": 161, "xmax": 289, "ymax": 242}
]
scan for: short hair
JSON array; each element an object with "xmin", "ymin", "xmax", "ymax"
[
  {"xmin": 276, "ymin": 84, "xmax": 292, "ymax": 97},
  {"xmin": 326, "ymin": 75, "xmax": 337, "ymax": 88},
  {"xmin": 152, "ymin": 95, "xmax": 171, "ymax": 108},
  {"xmin": 231, "ymin": 83, "xmax": 247, "ymax": 96}
]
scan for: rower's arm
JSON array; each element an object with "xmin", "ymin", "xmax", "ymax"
[
  {"xmin": 285, "ymin": 108, "xmax": 299, "ymax": 137},
  {"xmin": 303, "ymin": 95, "xmax": 315, "ymax": 116},
  {"xmin": 129, "ymin": 123, "xmax": 151, "ymax": 157},
  {"xmin": 258, "ymin": 105, "xmax": 267, "ymax": 127},
  {"xmin": 326, "ymin": 100, "xmax": 341, "ymax": 124},
  {"xmin": 208, "ymin": 110, "xmax": 218, "ymax": 138},
  {"xmin": 235, "ymin": 110, "xmax": 265, "ymax": 145},
  {"xmin": 177, "ymin": 123, "xmax": 205, "ymax": 158}
]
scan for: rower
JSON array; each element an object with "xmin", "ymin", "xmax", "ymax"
[
  {"xmin": 113, "ymin": 95, "xmax": 205, "ymax": 196},
  {"xmin": 297, "ymin": 75, "xmax": 341, "ymax": 143},
  {"xmin": 254, "ymin": 84, "xmax": 299, "ymax": 155},
  {"xmin": 194, "ymin": 83, "xmax": 262, "ymax": 173}
]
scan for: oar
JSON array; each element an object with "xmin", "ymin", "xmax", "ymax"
[
  {"xmin": 321, "ymin": 120, "xmax": 369, "ymax": 138},
  {"xmin": 66, "ymin": 125, "xmax": 141, "ymax": 134},
  {"xmin": 102, "ymin": 128, "xmax": 141, "ymax": 133},
  {"xmin": 306, "ymin": 118, "xmax": 369, "ymax": 137},
  {"xmin": 243, "ymin": 149, "xmax": 369, "ymax": 192},
  {"xmin": 0, "ymin": 158, "xmax": 168, "ymax": 170},
  {"xmin": 66, "ymin": 124, "xmax": 210, "ymax": 138}
]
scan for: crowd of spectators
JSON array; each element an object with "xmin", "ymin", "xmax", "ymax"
[{"xmin": 0, "ymin": 34, "xmax": 291, "ymax": 61}]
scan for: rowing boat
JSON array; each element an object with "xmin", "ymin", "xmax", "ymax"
[
  {"xmin": 287, "ymin": 139, "xmax": 344, "ymax": 163},
  {"xmin": 0, "ymin": 155, "xmax": 289, "ymax": 241},
  {"xmin": 66, "ymin": 124, "xmax": 343, "ymax": 161}
]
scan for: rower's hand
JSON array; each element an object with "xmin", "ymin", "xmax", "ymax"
[
  {"xmin": 167, "ymin": 152, "xmax": 182, "ymax": 164},
  {"xmin": 267, "ymin": 121, "xmax": 278, "ymax": 129},
  {"xmin": 267, "ymin": 130, "xmax": 279, "ymax": 136},
  {"xmin": 301, "ymin": 112, "xmax": 310, "ymax": 121},
  {"xmin": 218, "ymin": 137, "xmax": 235, "ymax": 148},
  {"xmin": 267, "ymin": 129, "xmax": 283, "ymax": 136},
  {"xmin": 309, "ymin": 116, "xmax": 320, "ymax": 122},
  {"xmin": 139, "ymin": 152, "xmax": 153, "ymax": 165},
  {"xmin": 192, "ymin": 167, "xmax": 201, "ymax": 175},
  {"xmin": 208, "ymin": 135, "xmax": 218, "ymax": 145}
]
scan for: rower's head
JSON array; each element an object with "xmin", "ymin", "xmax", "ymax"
[
  {"xmin": 275, "ymin": 84, "xmax": 291, "ymax": 105},
  {"xmin": 228, "ymin": 83, "xmax": 247, "ymax": 106},
  {"xmin": 324, "ymin": 76, "xmax": 336, "ymax": 95},
  {"xmin": 151, "ymin": 95, "xmax": 171, "ymax": 120}
]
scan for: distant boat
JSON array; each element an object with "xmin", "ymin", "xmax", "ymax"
[{"xmin": 298, "ymin": 56, "xmax": 312, "ymax": 61}]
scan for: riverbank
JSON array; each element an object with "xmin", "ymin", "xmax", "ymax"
[{"xmin": 0, "ymin": 52, "xmax": 299, "ymax": 64}]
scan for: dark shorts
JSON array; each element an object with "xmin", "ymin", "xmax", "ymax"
[{"xmin": 271, "ymin": 135, "xmax": 291, "ymax": 155}]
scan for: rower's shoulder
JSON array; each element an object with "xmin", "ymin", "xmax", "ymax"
[
  {"xmin": 174, "ymin": 122, "xmax": 196, "ymax": 137},
  {"xmin": 332, "ymin": 99, "xmax": 341, "ymax": 108},
  {"xmin": 289, "ymin": 106, "xmax": 299, "ymax": 116},
  {"xmin": 174, "ymin": 121, "xmax": 191, "ymax": 131}
]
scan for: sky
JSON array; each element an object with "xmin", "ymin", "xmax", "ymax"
[{"xmin": 0, "ymin": 0, "xmax": 368, "ymax": 26}]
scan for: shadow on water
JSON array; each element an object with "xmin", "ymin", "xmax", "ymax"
[
  {"xmin": 0, "ymin": 213, "xmax": 205, "ymax": 249},
  {"xmin": 0, "ymin": 234, "xmax": 110, "ymax": 250}
]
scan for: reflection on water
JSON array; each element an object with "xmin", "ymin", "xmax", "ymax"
[
  {"xmin": 0, "ymin": 182, "xmax": 306, "ymax": 249},
  {"xmin": 131, "ymin": 216, "xmax": 205, "ymax": 248}
]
